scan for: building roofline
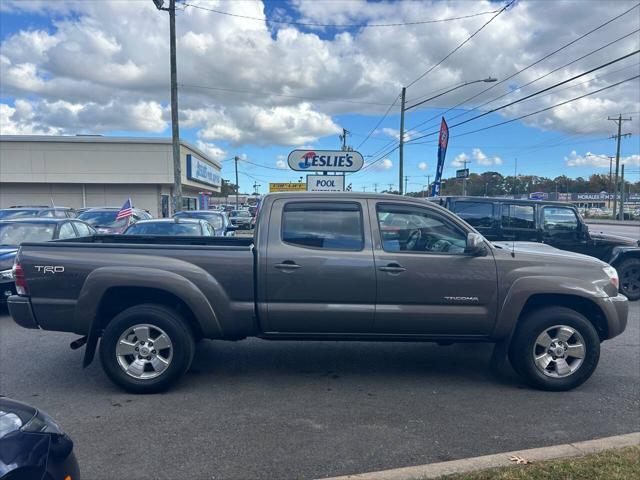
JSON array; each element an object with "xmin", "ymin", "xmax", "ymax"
[{"xmin": 0, "ymin": 135, "xmax": 222, "ymax": 169}]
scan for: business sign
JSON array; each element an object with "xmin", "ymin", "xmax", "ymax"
[
  {"xmin": 186, "ymin": 154, "xmax": 221, "ymax": 188},
  {"xmin": 287, "ymin": 150, "xmax": 364, "ymax": 172},
  {"xmin": 269, "ymin": 182, "xmax": 307, "ymax": 193},
  {"xmin": 307, "ymin": 174, "xmax": 345, "ymax": 192},
  {"xmin": 456, "ymin": 168, "xmax": 469, "ymax": 179},
  {"xmin": 529, "ymin": 192, "xmax": 548, "ymax": 200}
]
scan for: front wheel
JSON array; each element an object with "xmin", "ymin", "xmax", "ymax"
[
  {"xmin": 510, "ymin": 306, "xmax": 600, "ymax": 391},
  {"xmin": 618, "ymin": 258, "xmax": 640, "ymax": 301},
  {"xmin": 99, "ymin": 304, "xmax": 195, "ymax": 393}
]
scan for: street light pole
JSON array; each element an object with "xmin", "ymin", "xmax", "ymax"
[
  {"xmin": 398, "ymin": 77, "xmax": 497, "ymax": 198},
  {"xmin": 153, "ymin": 0, "xmax": 182, "ymax": 213}
]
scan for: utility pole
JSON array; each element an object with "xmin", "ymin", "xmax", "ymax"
[
  {"xmin": 462, "ymin": 157, "xmax": 470, "ymax": 196},
  {"xmin": 404, "ymin": 175, "xmax": 409, "ymax": 195},
  {"xmin": 609, "ymin": 114, "xmax": 632, "ymax": 220},
  {"xmin": 252, "ymin": 181, "xmax": 261, "ymax": 195},
  {"xmin": 398, "ymin": 87, "xmax": 406, "ymax": 195},
  {"xmin": 153, "ymin": 0, "xmax": 182, "ymax": 213},
  {"xmin": 339, "ymin": 128, "xmax": 350, "ymax": 151},
  {"xmin": 388, "ymin": 183, "xmax": 394, "ymax": 192},
  {"xmin": 362, "ymin": 186, "xmax": 367, "ymax": 192},
  {"xmin": 373, "ymin": 183, "xmax": 378, "ymax": 193},
  {"xmin": 234, "ymin": 156, "xmax": 239, "ymax": 209},
  {"xmin": 424, "ymin": 175, "xmax": 431, "ymax": 197}
]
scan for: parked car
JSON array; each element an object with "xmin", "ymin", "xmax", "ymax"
[
  {"xmin": 173, "ymin": 210, "xmax": 237, "ymax": 236},
  {"xmin": 0, "ymin": 206, "xmax": 76, "ymax": 220},
  {"xmin": 6, "ymin": 193, "xmax": 628, "ymax": 393},
  {"xmin": 0, "ymin": 397, "xmax": 80, "ymax": 480},
  {"xmin": 229, "ymin": 209, "xmax": 253, "ymax": 229},
  {"xmin": 77, "ymin": 207, "xmax": 151, "ymax": 234},
  {"xmin": 123, "ymin": 218, "xmax": 215, "ymax": 236},
  {"xmin": 434, "ymin": 196, "xmax": 640, "ymax": 300},
  {"xmin": 0, "ymin": 218, "xmax": 96, "ymax": 304}
]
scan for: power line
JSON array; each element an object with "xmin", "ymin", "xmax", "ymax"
[
  {"xmin": 355, "ymin": 93, "xmax": 401, "ymax": 149},
  {"xmin": 179, "ymin": 83, "xmax": 396, "ymax": 106},
  {"xmin": 406, "ymin": 0, "xmax": 514, "ymax": 88},
  {"xmin": 406, "ymin": 2, "xmax": 640, "ymax": 133},
  {"xmin": 181, "ymin": 2, "xmax": 502, "ymax": 28},
  {"xmin": 446, "ymin": 75, "xmax": 639, "ymax": 140},
  {"xmin": 444, "ymin": 27, "xmax": 640, "ymax": 125},
  {"xmin": 406, "ymin": 51, "xmax": 640, "ymax": 142}
]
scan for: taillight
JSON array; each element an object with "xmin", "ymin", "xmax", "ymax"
[{"xmin": 12, "ymin": 261, "xmax": 28, "ymax": 296}]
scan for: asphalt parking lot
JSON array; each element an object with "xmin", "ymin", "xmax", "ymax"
[{"xmin": 0, "ymin": 302, "xmax": 638, "ymax": 480}]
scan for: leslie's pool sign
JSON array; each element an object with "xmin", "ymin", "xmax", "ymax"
[
  {"xmin": 287, "ymin": 149, "xmax": 364, "ymax": 172},
  {"xmin": 307, "ymin": 174, "xmax": 345, "ymax": 192}
]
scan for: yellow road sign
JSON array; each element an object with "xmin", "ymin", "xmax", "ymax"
[{"xmin": 269, "ymin": 182, "xmax": 307, "ymax": 192}]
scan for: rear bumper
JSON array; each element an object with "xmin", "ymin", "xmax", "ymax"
[
  {"xmin": 598, "ymin": 294, "xmax": 628, "ymax": 340},
  {"xmin": 7, "ymin": 295, "xmax": 39, "ymax": 329}
]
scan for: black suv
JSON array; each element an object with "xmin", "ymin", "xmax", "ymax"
[{"xmin": 434, "ymin": 196, "xmax": 640, "ymax": 300}]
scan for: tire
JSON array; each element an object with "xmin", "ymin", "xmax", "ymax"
[
  {"xmin": 618, "ymin": 258, "xmax": 640, "ymax": 301},
  {"xmin": 99, "ymin": 304, "xmax": 195, "ymax": 394},
  {"xmin": 509, "ymin": 306, "xmax": 600, "ymax": 391}
]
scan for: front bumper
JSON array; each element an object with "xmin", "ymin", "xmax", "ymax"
[
  {"xmin": 598, "ymin": 293, "xmax": 629, "ymax": 340},
  {"xmin": 6, "ymin": 295, "xmax": 39, "ymax": 329}
]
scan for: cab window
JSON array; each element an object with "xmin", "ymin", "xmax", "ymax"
[
  {"xmin": 502, "ymin": 204, "xmax": 535, "ymax": 229},
  {"xmin": 543, "ymin": 207, "xmax": 579, "ymax": 231},
  {"xmin": 377, "ymin": 204, "xmax": 466, "ymax": 254},
  {"xmin": 452, "ymin": 201, "xmax": 494, "ymax": 228},
  {"xmin": 58, "ymin": 222, "xmax": 77, "ymax": 239},
  {"xmin": 282, "ymin": 202, "xmax": 364, "ymax": 251}
]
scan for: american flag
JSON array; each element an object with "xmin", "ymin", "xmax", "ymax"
[{"xmin": 115, "ymin": 198, "xmax": 133, "ymax": 221}]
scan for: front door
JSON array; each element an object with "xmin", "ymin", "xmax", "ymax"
[
  {"xmin": 541, "ymin": 206, "xmax": 590, "ymax": 255},
  {"xmin": 263, "ymin": 199, "xmax": 376, "ymax": 333},
  {"xmin": 371, "ymin": 201, "xmax": 498, "ymax": 336}
]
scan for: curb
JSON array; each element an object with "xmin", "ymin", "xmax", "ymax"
[
  {"xmin": 320, "ymin": 432, "xmax": 640, "ymax": 480},
  {"xmin": 586, "ymin": 219, "xmax": 640, "ymax": 226}
]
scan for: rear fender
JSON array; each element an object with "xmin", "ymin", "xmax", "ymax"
[{"xmin": 80, "ymin": 266, "xmax": 224, "ymax": 367}]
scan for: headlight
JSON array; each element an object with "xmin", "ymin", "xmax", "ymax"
[
  {"xmin": 21, "ymin": 409, "xmax": 64, "ymax": 435},
  {"xmin": 603, "ymin": 265, "xmax": 619, "ymax": 291},
  {"xmin": 0, "ymin": 269, "xmax": 12, "ymax": 281}
]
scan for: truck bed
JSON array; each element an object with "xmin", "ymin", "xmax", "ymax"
[{"xmin": 55, "ymin": 234, "xmax": 254, "ymax": 247}]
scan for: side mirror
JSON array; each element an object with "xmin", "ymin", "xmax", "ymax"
[{"xmin": 465, "ymin": 232, "xmax": 487, "ymax": 256}]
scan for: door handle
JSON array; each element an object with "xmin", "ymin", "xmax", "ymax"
[
  {"xmin": 274, "ymin": 261, "xmax": 302, "ymax": 271},
  {"xmin": 378, "ymin": 263, "xmax": 406, "ymax": 273}
]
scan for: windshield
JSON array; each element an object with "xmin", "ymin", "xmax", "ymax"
[
  {"xmin": 0, "ymin": 223, "xmax": 56, "ymax": 245},
  {"xmin": 78, "ymin": 210, "xmax": 127, "ymax": 228},
  {"xmin": 175, "ymin": 212, "xmax": 223, "ymax": 229},
  {"xmin": 0, "ymin": 209, "xmax": 39, "ymax": 220},
  {"xmin": 125, "ymin": 222, "xmax": 202, "ymax": 236},
  {"xmin": 231, "ymin": 210, "xmax": 251, "ymax": 217}
]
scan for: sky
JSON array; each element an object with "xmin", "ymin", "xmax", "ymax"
[{"xmin": 1, "ymin": 0, "xmax": 639, "ymax": 194}]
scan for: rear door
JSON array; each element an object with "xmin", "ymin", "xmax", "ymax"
[
  {"xmin": 499, "ymin": 203, "xmax": 538, "ymax": 241},
  {"xmin": 450, "ymin": 200, "xmax": 497, "ymax": 239},
  {"xmin": 371, "ymin": 201, "xmax": 498, "ymax": 335},
  {"xmin": 263, "ymin": 199, "xmax": 376, "ymax": 333}
]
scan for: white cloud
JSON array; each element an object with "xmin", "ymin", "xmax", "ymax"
[
  {"xmin": 472, "ymin": 148, "xmax": 502, "ymax": 166},
  {"xmin": 451, "ymin": 152, "xmax": 469, "ymax": 168},
  {"xmin": 418, "ymin": 161, "xmax": 428, "ymax": 170},
  {"xmin": 195, "ymin": 140, "xmax": 227, "ymax": 162},
  {"xmin": 1, "ymin": 0, "xmax": 638, "ymax": 143},
  {"xmin": 367, "ymin": 158, "xmax": 393, "ymax": 171},
  {"xmin": 565, "ymin": 150, "xmax": 640, "ymax": 168},
  {"xmin": 276, "ymin": 154, "xmax": 287, "ymax": 169}
]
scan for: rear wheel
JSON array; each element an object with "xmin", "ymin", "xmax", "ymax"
[
  {"xmin": 510, "ymin": 306, "xmax": 600, "ymax": 391},
  {"xmin": 99, "ymin": 304, "xmax": 194, "ymax": 393},
  {"xmin": 618, "ymin": 258, "xmax": 640, "ymax": 301}
]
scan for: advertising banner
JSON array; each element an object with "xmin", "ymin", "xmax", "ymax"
[
  {"xmin": 307, "ymin": 175, "xmax": 345, "ymax": 192},
  {"xmin": 269, "ymin": 182, "xmax": 307, "ymax": 192},
  {"xmin": 287, "ymin": 150, "xmax": 364, "ymax": 172},
  {"xmin": 431, "ymin": 117, "xmax": 449, "ymax": 197},
  {"xmin": 186, "ymin": 154, "xmax": 221, "ymax": 188}
]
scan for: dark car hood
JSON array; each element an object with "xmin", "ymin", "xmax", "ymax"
[
  {"xmin": 0, "ymin": 247, "xmax": 18, "ymax": 271},
  {"xmin": 588, "ymin": 231, "xmax": 639, "ymax": 247}
]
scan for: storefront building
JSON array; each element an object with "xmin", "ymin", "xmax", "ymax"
[{"xmin": 0, "ymin": 135, "xmax": 221, "ymax": 217}]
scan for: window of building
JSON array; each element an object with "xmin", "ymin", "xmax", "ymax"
[
  {"xmin": 502, "ymin": 204, "xmax": 535, "ymax": 229},
  {"xmin": 282, "ymin": 202, "xmax": 364, "ymax": 250}
]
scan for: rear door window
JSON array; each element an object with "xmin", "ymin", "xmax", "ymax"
[
  {"xmin": 282, "ymin": 202, "xmax": 364, "ymax": 251},
  {"xmin": 58, "ymin": 222, "xmax": 77, "ymax": 239},
  {"xmin": 502, "ymin": 204, "xmax": 535, "ymax": 230},
  {"xmin": 452, "ymin": 201, "xmax": 494, "ymax": 228}
]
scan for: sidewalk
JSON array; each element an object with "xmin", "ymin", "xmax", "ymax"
[{"xmin": 321, "ymin": 432, "xmax": 640, "ymax": 480}]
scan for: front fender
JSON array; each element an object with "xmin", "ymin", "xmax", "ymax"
[
  {"xmin": 609, "ymin": 246, "xmax": 640, "ymax": 266},
  {"xmin": 492, "ymin": 275, "xmax": 609, "ymax": 340},
  {"xmin": 80, "ymin": 266, "xmax": 224, "ymax": 367}
]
